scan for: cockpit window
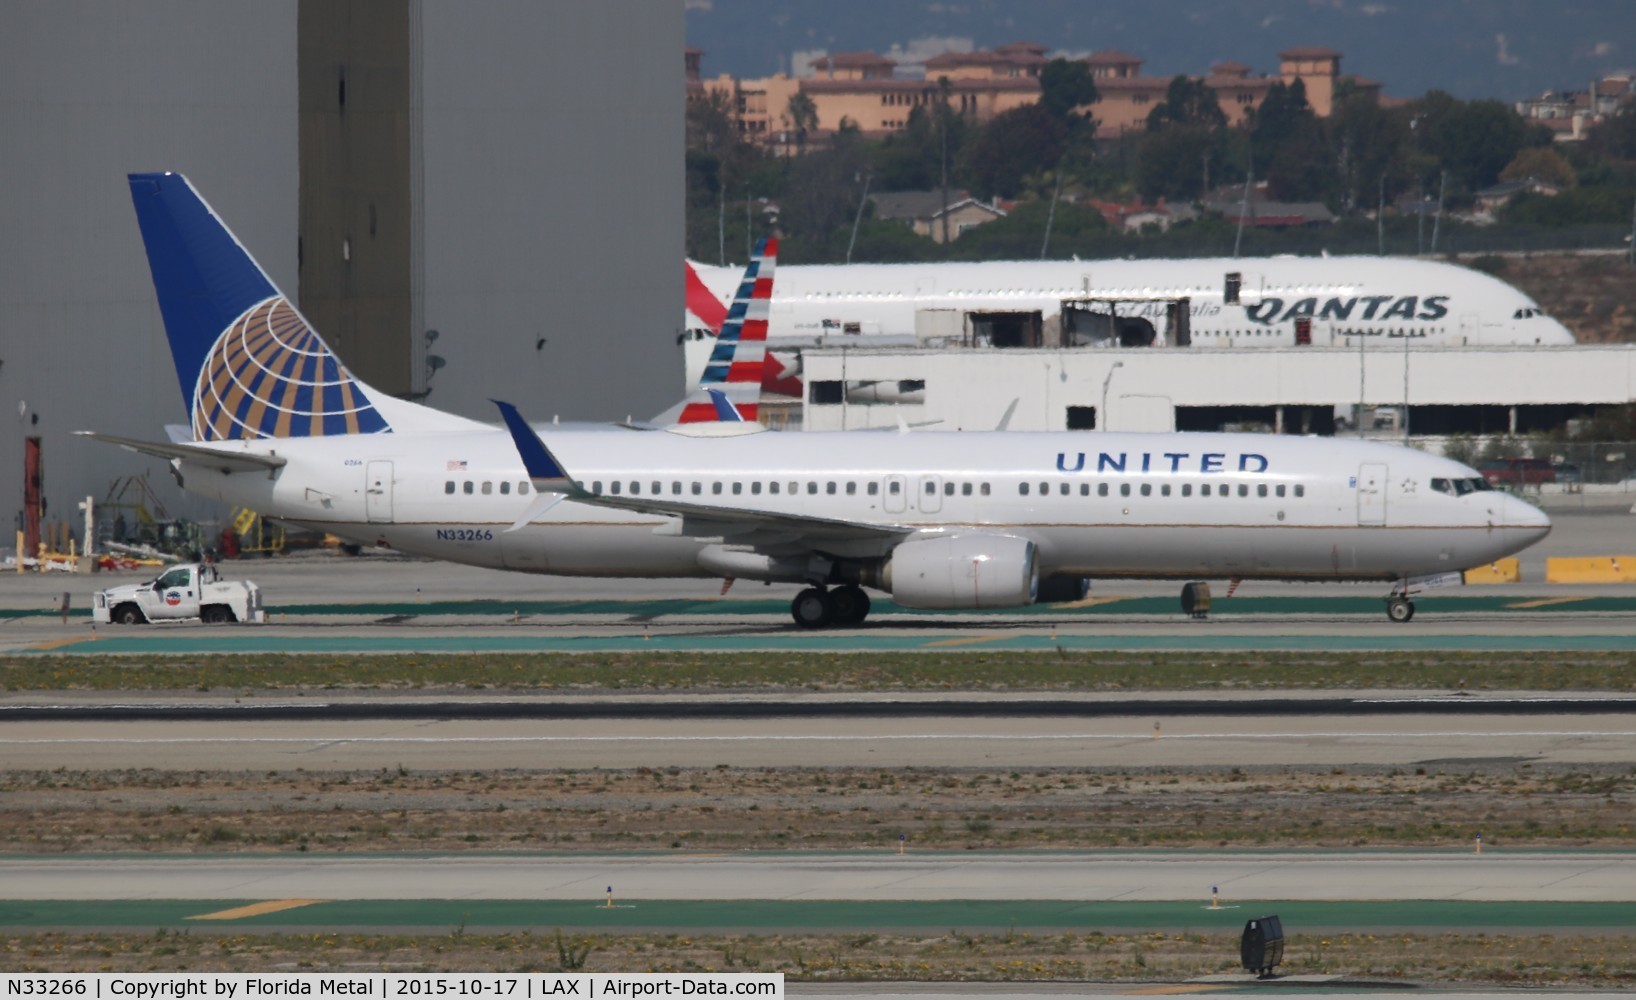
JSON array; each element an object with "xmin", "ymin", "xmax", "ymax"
[
  {"xmin": 1433, "ymin": 477, "xmax": 1492, "ymax": 496},
  {"xmin": 1513, "ymin": 307, "xmax": 1545, "ymax": 319}
]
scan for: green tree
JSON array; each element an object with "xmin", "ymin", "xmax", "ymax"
[
  {"xmin": 1146, "ymin": 76, "xmax": 1227, "ymax": 132},
  {"xmin": 1039, "ymin": 58, "xmax": 1099, "ymax": 126},
  {"xmin": 1249, "ymin": 79, "xmax": 1314, "ymax": 176},
  {"xmin": 960, "ymin": 103, "xmax": 1067, "ymax": 200},
  {"xmin": 1135, "ymin": 124, "xmax": 1226, "ymax": 201},
  {"xmin": 1500, "ymin": 147, "xmax": 1577, "ymax": 188},
  {"xmin": 1410, "ymin": 93, "xmax": 1533, "ymax": 191},
  {"xmin": 784, "ymin": 91, "xmax": 819, "ymax": 154}
]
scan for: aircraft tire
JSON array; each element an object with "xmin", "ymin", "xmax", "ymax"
[
  {"xmin": 791, "ymin": 587, "xmax": 835, "ymax": 630},
  {"xmin": 1386, "ymin": 597, "xmax": 1415, "ymax": 622},
  {"xmin": 829, "ymin": 585, "xmax": 871, "ymax": 626}
]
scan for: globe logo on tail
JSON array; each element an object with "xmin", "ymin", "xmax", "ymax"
[{"xmin": 192, "ymin": 297, "xmax": 389, "ymax": 441}]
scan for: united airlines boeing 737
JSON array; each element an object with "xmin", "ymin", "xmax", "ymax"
[{"xmin": 89, "ymin": 173, "xmax": 1550, "ymax": 628}]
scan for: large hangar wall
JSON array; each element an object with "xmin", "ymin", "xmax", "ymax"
[
  {"xmin": 0, "ymin": 1, "xmax": 298, "ymax": 528},
  {"xmin": 414, "ymin": 1, "xmax": 684, "ymax": 422}
]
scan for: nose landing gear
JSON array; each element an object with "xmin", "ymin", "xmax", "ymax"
[{"xmin": 1386, "ymin": 596, "xmax": 1415, "ymax": 622}]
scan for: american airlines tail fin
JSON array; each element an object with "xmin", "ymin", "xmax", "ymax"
[
  {"xmin": 127, "ymin": 172, "xmax": 474, "ymax": 441},
  {"xmin": 673, "ymin": 237, "xmax": 776, "ymax": 425}
]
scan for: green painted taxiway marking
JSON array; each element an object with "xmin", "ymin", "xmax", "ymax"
[
  {"xmin": 29, "ymin": 632, "xmax": 1636, "ymax": 654},
  {"xmin": 0, "ymin": 898, "xmax": 1630, "ymax": 931}
]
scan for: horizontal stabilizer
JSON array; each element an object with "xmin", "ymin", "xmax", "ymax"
[{"xmin": 75, "ymin": 431, "xmax": 287, "ymax": 474}]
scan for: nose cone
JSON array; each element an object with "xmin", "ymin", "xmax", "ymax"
[
  {"xmin": 1503, "ymin": 494, "xmax": 1552, "ymax": 547},
  {"xmin": 1540, "ymin": 319, "xmax": 1576, "ymax": 346}
]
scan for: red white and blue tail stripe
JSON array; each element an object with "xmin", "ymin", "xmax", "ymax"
[{"xmin": 677, "ymin": 237, "xmax": 776, "ymax": 424}]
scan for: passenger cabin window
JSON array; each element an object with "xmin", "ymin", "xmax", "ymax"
[
  {"xmin": 847, "ymin": 482, "xmax": 857, "ymax": 495},
  {"xmin": 444, "ymin": 481, "xmax": 455, "ymax": 495},
  {"xmin": 1294, "ymin": 484, "xmax": 1305, "ymax": 497},
  {"xmin": 981, "ymin": 483, "xmax": 991, "ymax": 496},
  {"xmin": 500, "ymin": 482, "xmax": 511, "ymax": 495},
  {"xmin": 463, "ymin": 481, "xmax": 474, "ymax": 495},
  {"xmin": 1098, "ymin": 484, "xmax": 1109, "ymax": 497},
  {"xmin": 1120, "ymin": 483, "xmax": 1131, "ymax": 497},
  {"xmin": 1140, "ymin": 484, "xmax": 1152, "ymax": 497},
  {"xmin": 962, "ymin": 483, "xmax": 973, "ymax": 496},
  {"xmin": 770, "ymin": 482, "xmax": 780, "ymax": 495},
  {"xmin": 610, "ymin": 482, "xmax": 621, "ymax": 495},
  {"xmin": 1275, "ymin": 484, "xmax": 1286, "ymax": 498},
  {"xmin": 1181, "ymin": 484, "xmax": 1192, "ymax": 497},
  {"xmin": 1238, "ymin": 484, "xmax": 1249, "ymax": 497},
  {"xmin": 1257, "ymin": 484, "xmax": 1268, "ymax": 498},
  {"xmin": 750, "ymin": 482, "xmax": 761, "ymax": 495},
  {"xmin": 591, "ymin": 481, "xmax": 602, "ymax": 495},
  {"xmin": 732, "ymin": 483, "xmax": 742, "ymax": 495},
  {"xmin": 868, "ymin": 482, "xmax": 879, "ymax": 496},
  {"xmin": 692, "ymin": 482, "xmax": 702, "ymax": 495},
  {"xmin": 889, "ymin": 481, "xmax": 901, "ymax": 495},
  {"xmin": 1019, "ymin": 483, "xmax": 1030, "ymax": 496},
  {"xmin": 1059, "ymin": 483, "xmax": 1069, "ymax": 496},
  {"xmin": 712, "ymin": 482, "xmax": 723, "ymax": 495}
]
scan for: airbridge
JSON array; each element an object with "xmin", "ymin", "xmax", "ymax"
[{"xmin": 799, "ymin": 343, "xmax": 1634, "ymax": 439}]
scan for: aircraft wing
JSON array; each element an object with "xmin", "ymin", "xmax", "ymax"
[
  {"xmin": 573, "ymin": 491, "xmax": 907, "ymax": 547},
  {"xmin": 75, "ymin": 432, "xmax": 287, "ymax": 474},
  {"xmin": 493, "ymin": 400, "xmax": 906, "ymax": 551}
]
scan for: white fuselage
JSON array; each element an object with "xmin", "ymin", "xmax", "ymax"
[
  {"xmin": 684, "ymin": 255, "xmax": 1574, "ymax": 388},
  {"xmin": 176, "ymin": 427, "xmax": 1549, "ymax": 585}
]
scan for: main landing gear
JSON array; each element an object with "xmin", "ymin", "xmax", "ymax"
[
  {"xmin": 790, "ymin": 584, "xmax": 872, "ymax": 629},
  {"xmin": 1386, "ymin": 596, "xmax": 1415, "ymax": 622}
]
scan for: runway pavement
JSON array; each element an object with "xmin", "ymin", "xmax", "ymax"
[
  {"xmin": 6, "ymin": 851, "xmax": 1630, "ymax": 903},
  {"xmin": 3, "ymin": 710, "xmax": 1633, "ymax": 769}
]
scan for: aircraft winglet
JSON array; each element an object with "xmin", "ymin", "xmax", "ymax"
[
  {"xmin": 493, "ymin": 400, "xmax": 577, "ymax": 489},
  {"xmin": 706, "ymin": 388, "xmax": 745, "ymax": 423}
]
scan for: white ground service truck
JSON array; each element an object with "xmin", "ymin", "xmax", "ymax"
[{"xmin": 93, "ymin": 563, "xmax": 266, "ymax": 624}]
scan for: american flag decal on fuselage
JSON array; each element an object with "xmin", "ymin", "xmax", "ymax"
[{"xmin": 192, "ymin": 296, "xmax": 390, "ymax": 441}]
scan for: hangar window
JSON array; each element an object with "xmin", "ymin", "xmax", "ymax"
[
  {"xmin": 463, "ymin": 481, "xmax": 474, "ymax": 495},
  {"xmin": 500, "ymin": 482, "xmax": 511, "ymax": 495},
  {"xmin": 444, "ymin": 481, "xmax": 455, "ymax": 494}
]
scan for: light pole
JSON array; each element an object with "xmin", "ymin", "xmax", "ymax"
[{"xmin": 1100, "ymin": 361, "xmax": 1124, "ymax": 431}]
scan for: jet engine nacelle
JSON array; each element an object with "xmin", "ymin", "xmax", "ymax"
[{"xmin": 883, "ymin": 533, "xmax": 1038, "ymax": 610}]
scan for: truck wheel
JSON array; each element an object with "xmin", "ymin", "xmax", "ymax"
[
  {"xmin": 113, "ymin": 604, "xmax": 146, "ymax": 625},
  {"xmin": 201, "ymin": 605, "xmax": 237, "ymax": 624}
]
